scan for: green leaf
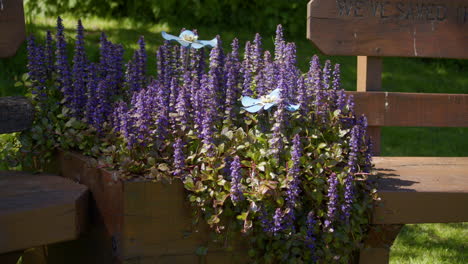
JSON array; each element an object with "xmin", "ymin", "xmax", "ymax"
[
  {"xmin": 318, "ymin": 142, "xmax": 327, "ymax": 149},
  {"xmin": 207, "ymin": 215, "xmax": 220, "ymax": 225},
  {"xmin": 158, "ymin": 163, "xmax": 170, "ymax": 171},
  {"xmin": 236, "ymin": 211, "xmax": 249, "ymax": 221}
]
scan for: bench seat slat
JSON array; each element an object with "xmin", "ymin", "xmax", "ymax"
[
  {"xmin": 371, "ymin": 157, "xmax": 468, "ymax": 224},
  {"xmin": 0, "ymin": 171, "xmax": 88, "ymax": 254}
]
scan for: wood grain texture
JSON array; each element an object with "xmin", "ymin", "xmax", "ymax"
[
  {"xmin": 0, "ymin": 96, "xmax": 34, "ymax": 134},
  {"xmin": 370, "ymin": 157, "xmax": 468, "ymax": 224},
  {"xmin": 307, "ymin": 0, "xmax": 468, "ymax": 58},
  {"xmin": 0, "ymin": 171, "xmax": 89, "ymax": 254},
  {"xmin": 349, "ymin": 91, "xmax": 468, "ymax": 127},
  {"xmin": 0, "ymin": 0, "xmax": 26, "ymax": 58}
]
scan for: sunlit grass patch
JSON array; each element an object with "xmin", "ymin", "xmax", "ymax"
[{"xmin": 390, "ymin": 223, "xmax": 468, "ymax": 264}]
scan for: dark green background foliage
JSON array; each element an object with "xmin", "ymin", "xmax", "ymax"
[{"xmin": 25, "ymin": 0, "xmax": 307, "ymax": 36}]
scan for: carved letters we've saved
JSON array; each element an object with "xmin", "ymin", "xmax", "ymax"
[{"xmin": 307, "ymin": 0, "xmax": 468, "ymax": 58}]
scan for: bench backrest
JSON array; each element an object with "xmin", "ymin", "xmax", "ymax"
[{"xmin": 307, "ymin": 0, "xmax": 468, "ymax": 154}]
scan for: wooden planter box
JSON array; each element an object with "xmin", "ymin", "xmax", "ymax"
[{"xmin": 50, "ymin": 151, "xmax": 248, "ymax": 264}]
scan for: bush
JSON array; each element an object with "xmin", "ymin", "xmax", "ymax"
[
  {"xmin": 20, "ymin": 18, "xmax": 376, "ymax": 263},
  {"xmin": 25, "ymin": 0, "xmax": 307, "ymax": 36}
]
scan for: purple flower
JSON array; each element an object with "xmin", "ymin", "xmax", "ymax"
[
  {"xmin": 342, "ymin": 125, "xmax": 360, "ymax": 221},
  {"xmin": 71, "ymin": 19, "xmax": 88, "ymax": 117},
  {"xmin": 251, "ymin": 33, "xmax": 263, "ymax": 73},
  {"xmin": 272, "ymin": 208, "xmax": 284, "ymax": 235},
  {"xmin": 306, "ymin": 211, "xmax": 318, "ymax": 260},
  {"xmin": 112, "ymin": 100, "xmax": 128, "ymax": 134},
  {"xmin": 322, "ymin": 60, "xmax": 332, "ymax": 90},
  {"xmin": 85, "ymin": 63, "xmax": 98, "ymax": 125},
  {"xmin": 260, "ymin": 51, "xmax": 276, "ymax": 96},
  {"xmin": 208, "ymin": 36, "xmax": 225, "ymax": 111},
  {"xmin": 241, "ymin": 41, "xmax": 253, "ymax": 96},
  {"xmin": 155, "ymin": 85, "xmax": 169, "ymax": 141},
  {"xmin": 56, "ymin": 17, "xmax": 73, "ymax": 108},
  {"xmin": 93, "ymin": 78, "xmax": 112, "ymax": 133},
  {"xmin": 45, "ymin": 30, "xmax": 55, "ymax": 77},
  {"xmin": 297, "ymin": 76, "xmax": 309, "ymax": 114},
  {"xmin": 201, "ymin": 107, "xmax": 215, "ymax": 157},
  {"xmin": 336, "ymin": 89, "xmax": 346, "ymax": 111},
  {"xmin": 125, "ymin": 36, "xmax": 147, "ymax": 95},
  {"xmin": 282, "ymin": 43, "xmax": 299, "ymax": 101},
  {"xmin": 173, "ymin": 138, "xmax": 186, "ymax": 178},
  {"xmin": 332, "ymin": 63, "xmax": 341, "ymax": 90},
  {"xmin": 346, "ymin": 94, "xmax": 355, "ymax": 113},
  {"xmin": 224, "ymin": 38, "xmax": 241, "ymax": 118},
  {"xmin": 169, "ymin": 77, "xmax": 179, "ymax": 114},
  {"xmin": 175, "ymin": 75, "xmax": 190, "ymax": 129},
  {"xmin": 230, "ymin": 156, "xmax": 244, "ymax": 204},
  {"xmin": 274, "ymin": 24, "xmax": 285, "ymax": 62},
  {"xmin": 324, "ymin": 173, "xmax": 339, "ymax": 231},
  {"xmin": 284, "ymin": 134, "xmax": 302, "ymax": 231},
  {"xmin": 26, "ymin": 35, "xmax": 47, "ymax": 99}
]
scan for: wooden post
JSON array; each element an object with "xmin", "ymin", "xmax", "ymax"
[
  {"xmin": 357, "ymin": 56, "xmax": 401, "ymax": 264},
  {"xmin": 0, "ymin": 0, "xmax": 26, "ymax": 58},
  {"xmin": 357, "ymin": 56, "xmax": 382, "ymax": 155},
  {"xmin": 359, "ymin": 225, "xmax": 403, "ymax": 264}
]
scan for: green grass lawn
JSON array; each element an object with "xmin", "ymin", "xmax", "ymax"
[{"xmin": 1, "ymin": 13, "xmax": 467, "ymax": 264}]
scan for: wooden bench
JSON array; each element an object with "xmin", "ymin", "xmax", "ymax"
[
  {"xmin": 0, "ymin": 171, "xmax": 89, "ymax": 255},
  {"xmin": 308, "ymin": 1, "xmax": 468, "ymax": 263},
  {"xmin": 0, "ymin": 97, "xmax": 90, "ymax": 264}
]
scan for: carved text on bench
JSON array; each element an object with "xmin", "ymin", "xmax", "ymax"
[{"xmin": 336, "ymin": 0, "xmax": 468, "ymax": 24}]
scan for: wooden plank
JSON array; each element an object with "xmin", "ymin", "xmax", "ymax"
[
  {"xmin": 370, "ymin": 157, "xmax": 468, "ymax": 224},
  {"xmin": 356, "ymin": 56, "xmax": 382, "ymax": 155},
  {"xmin": 0, "ymin": 96, "xmax": 34, "ymax": 134},
  {"xmin": 0, "ymin": 0, "xmax": 26, "ymax": 58},
  {"xmin": 349, "ymin": 91, "xmax": 468, "ymax": 127},
  {"xmin": 307, "ymin": 0, "xmax": 468, "ymax": 58},
  {"xmin": 0, "ymin": 171, "xmax": 89, "ymax": 254}
]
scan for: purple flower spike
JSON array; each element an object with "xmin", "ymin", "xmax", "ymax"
[
  {"xmin": 306, "ymin": 211, "xmax": 318, "ymax": 261},
  {"xmin": 56, "ymin": 17, "xmax": 73, "ymax": 108},
  {"xmin": 324, "ymin": 173, "xmax": 339, "ymax": 231},
  {"xmin": 342, "ymin": 125, "xmax": 360, "ymax": 221},
  {"xmin": 125, "ymin": 36, "xmax": 147, "ymax": 95},
  {"xmin": 26, "ymin": 35, "xmax": 47, "ymax": 99},
  {"xmin": 272, "ymin": 208, "xmax": 284, "ymax": 235},
  {"xmin": 71, "ymin": 19, "xmax": 88, "ymax": 117},
  {"xmin": 173, "ymin": 138, "xmax": 186, "ymax": 178},
  {"xmin": 252, "ymin": 33, "xmax": 263, "ymax": 73},
  {"xmin": 322, "ymin": 60, "xmax": 332, "ymax": 90},
  {"xmin": 284, "ymin": 134, "xmax": 302, "ymax": 231},
  {"xmin": 45, "ymin": 30, "xmax": 55, "ymax": 77},
  {"xmin": 230, "ymin": 156, "xmax": 244, "ymax": 204},
  {"xmin": 332, "ymin": 63, "xmax": 341, "ymax": 90},
  {"xmin": 274, "ymin": 24, "xmax": 285, "ymax": 62}
]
